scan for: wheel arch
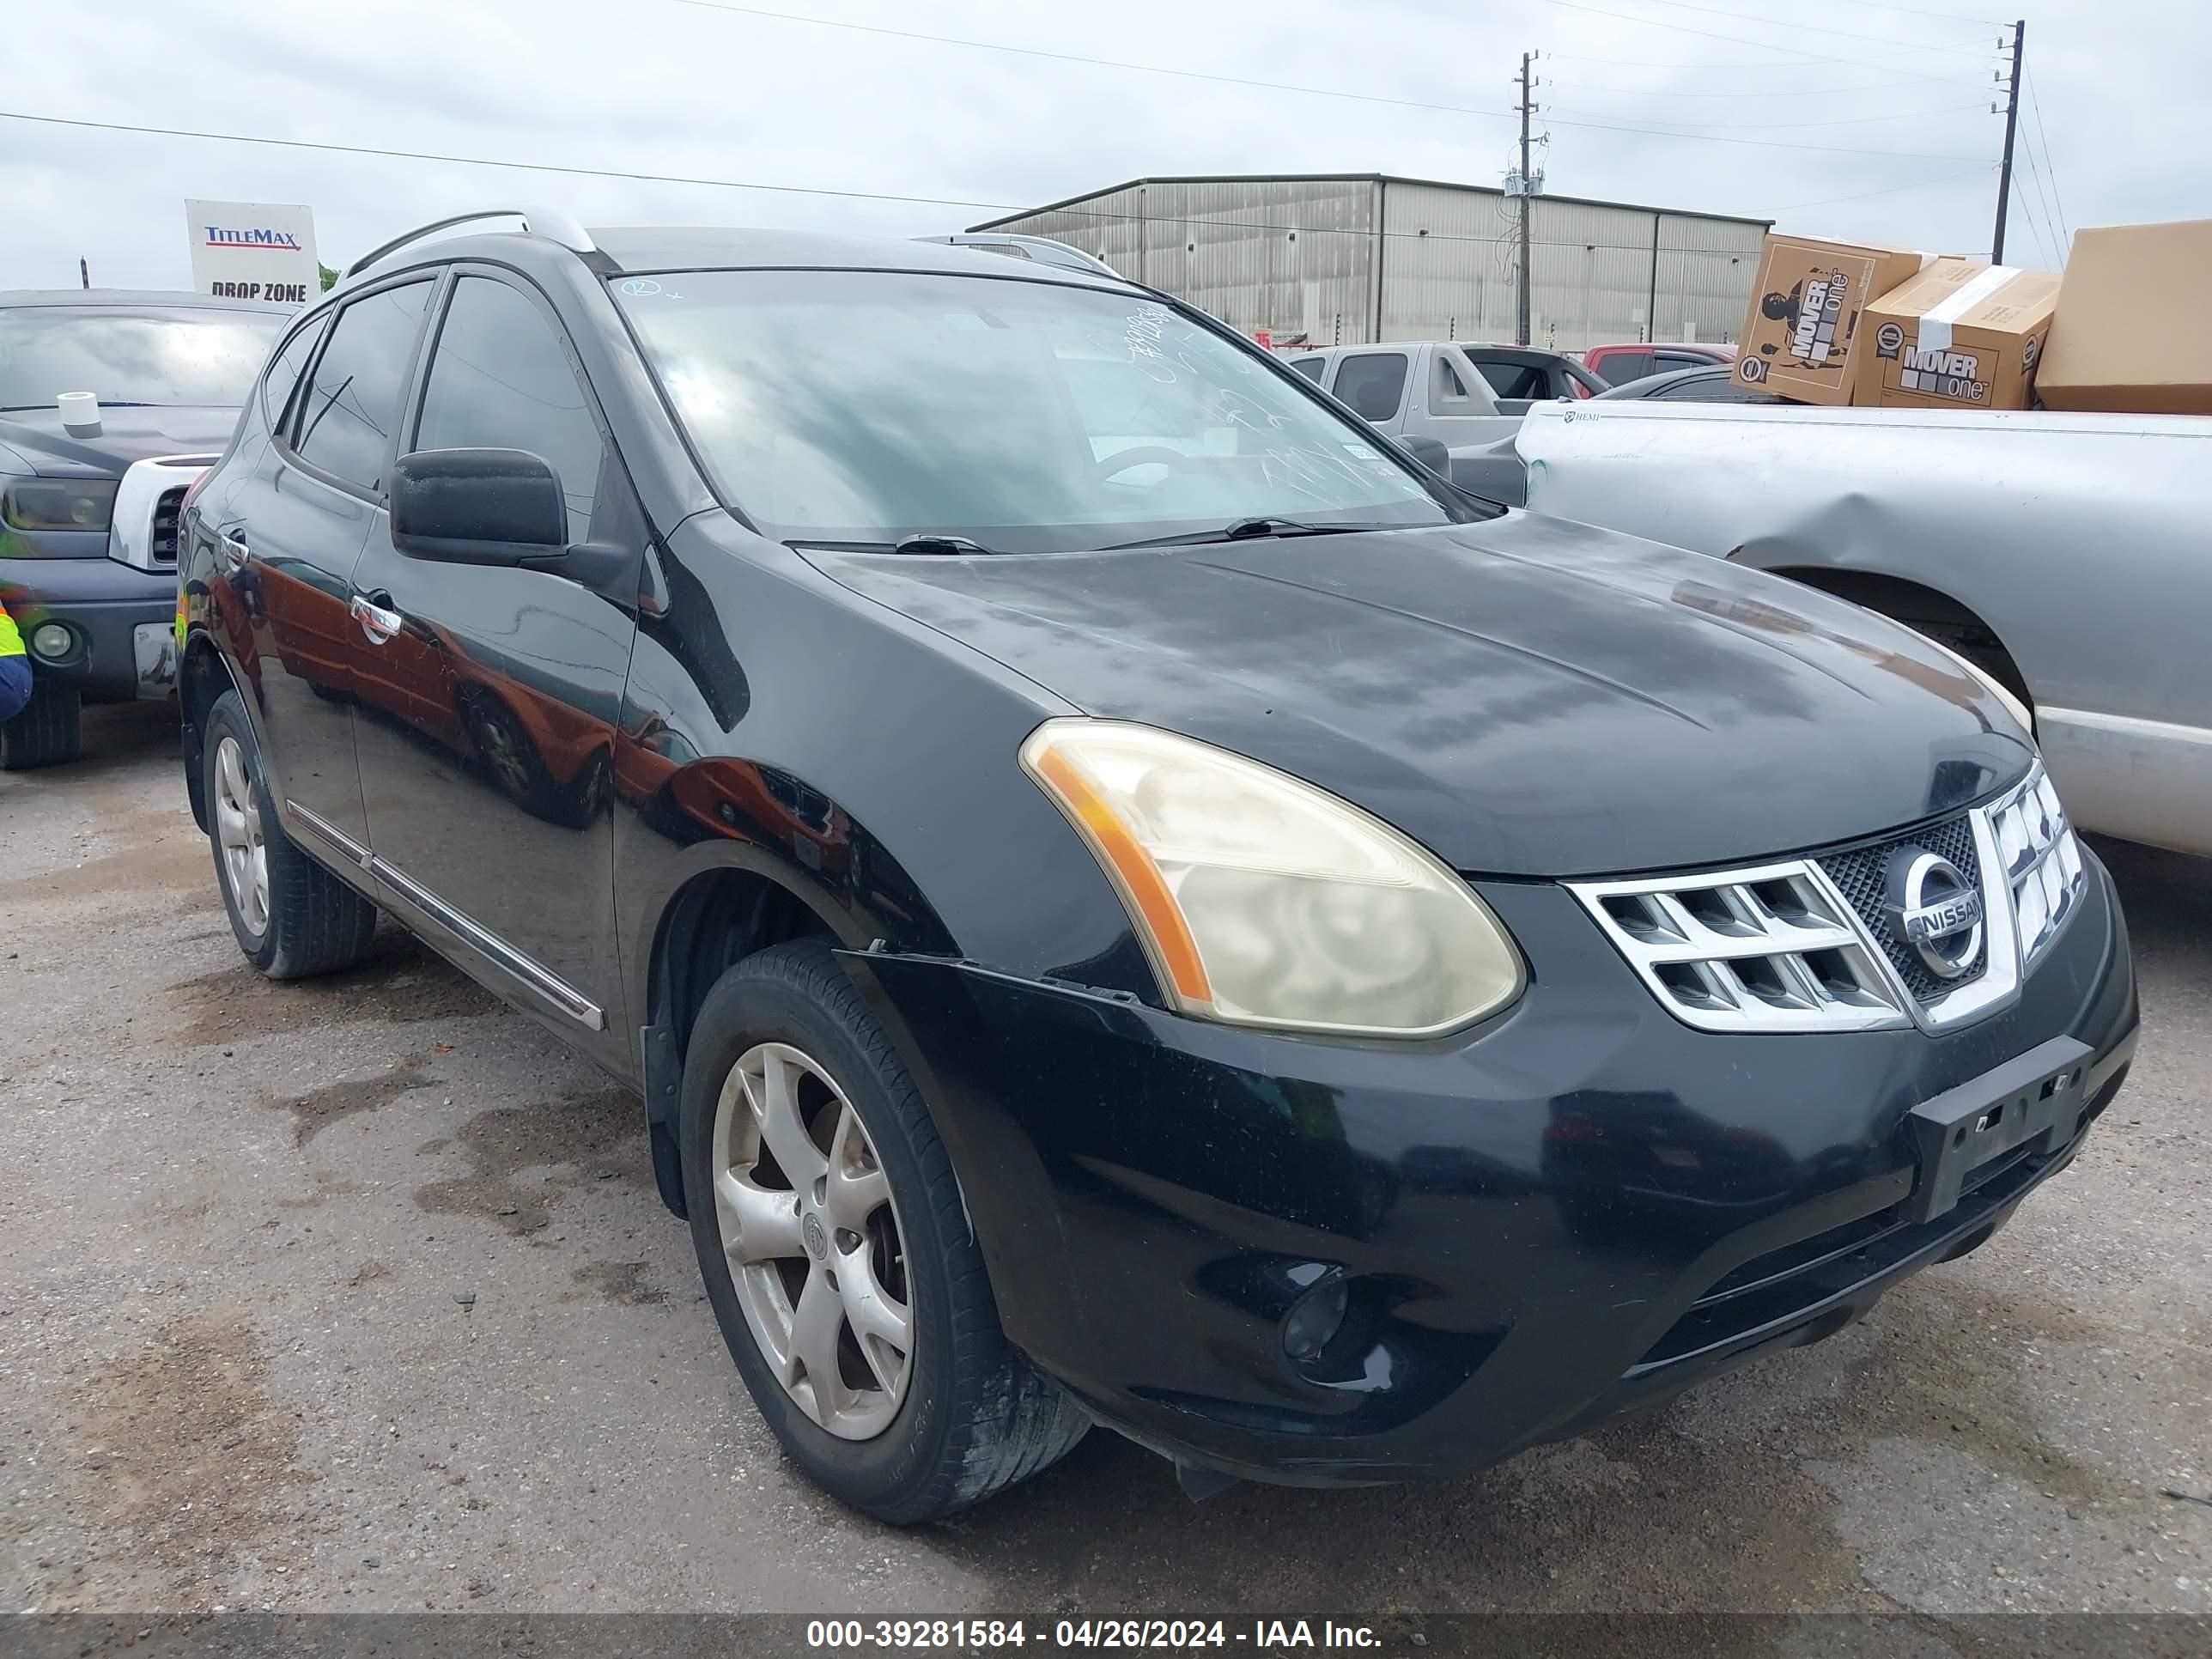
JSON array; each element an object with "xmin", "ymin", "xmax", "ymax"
[
  {"xmin": 1759, "ymin": 564, "xmax": 2033, "ymax": 708},
  {"xmin": 644, "ymin": 854, "xmax": 858, "ymax": 1069},
  {"xmin": 179, "ymin": 629, "xmax": 247, "ymax": 832},
  {"xmin": 634, "ymin": 836, "xmax": 936, "ymax": 1219}
]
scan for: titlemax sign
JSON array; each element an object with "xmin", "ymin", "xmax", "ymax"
[
  {"xmin": 185, "ymin": 198, "xmax": 319, "ymax": 308},
  {"xmin": 204, "ymin": 225, "xmax": 305, "ymax": 251}
]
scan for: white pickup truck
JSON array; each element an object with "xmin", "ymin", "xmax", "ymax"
[{"xmin": 1511, "ymin": 399, "xmax": 2212, "ymax": 858}]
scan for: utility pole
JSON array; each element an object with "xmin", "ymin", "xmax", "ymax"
[
  {"xmin": 1516, "ymin": 51, "xmax": 1536, "ymax": 346},
  {"xmin": 1992, "ymin": 19, "xmax": 2026, "ymax": 262}
]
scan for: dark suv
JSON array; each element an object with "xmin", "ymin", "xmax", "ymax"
[
  {"xmin": 1, "ymin": 289, "xmax": 287, "ymax": 766},
  {"xmin": 177, "ymin": 210, "xmax": 2137, "ymax": 1523}
]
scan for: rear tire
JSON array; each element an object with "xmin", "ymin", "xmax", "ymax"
[
  {"xmin": 203, "ymin": 689, "xmax": 379, "ymax": 980},
  {"xmin": 680, "ymin": 939, "xmax": 1088, "ymax": 1522},
  {"xmin": 1, "ymin": 678, "xmax": 82, "ymax": 770}
]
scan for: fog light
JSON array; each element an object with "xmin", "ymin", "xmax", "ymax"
[
  {"xmin": 1281, "ymin": 1275, "xmax": 1350, "ymax": 1362},
  {"xmin": 29, "ymin": 623, "xmax": 75, "ymax": 662}
]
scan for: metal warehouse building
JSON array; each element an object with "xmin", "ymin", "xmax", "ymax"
[{"xmin": 970, "ymin": 173, "xmax": 1771, "ymax": 351}]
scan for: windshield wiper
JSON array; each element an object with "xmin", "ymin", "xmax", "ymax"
[
  {"xmin": 786, "ymin": 534, "xmax": 1001, "ymax": 556},
  {"xmin": 0, "ymin": 401, "xmax": 160, "ymax": 411},
  {"xmin": 891, "ymin": 533, "xmax": 997, "ymax": 556},
  {"xmin": 1101, "ymin": 517, "xmax": 1395, "ymax": 551}
]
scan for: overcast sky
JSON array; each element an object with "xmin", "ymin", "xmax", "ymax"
[{"xmin": 4, "ymin": 0, "xmax": 2202, "ymax": 291}]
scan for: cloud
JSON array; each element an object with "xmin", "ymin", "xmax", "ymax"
[{"xmin": 4, "ymin": 0, "xmax": 2204, "ymax": 292}]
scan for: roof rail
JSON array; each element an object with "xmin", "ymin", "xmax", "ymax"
[
  {"xmin": 915, "ymin": 234, "xmax": 1119, "ymax": 278},
  {"xmin": 343, "ymin": 209, "xmax": 603, "ymax": 279}
]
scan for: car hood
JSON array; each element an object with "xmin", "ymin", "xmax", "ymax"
[
  {"xmin": 807, "ymin": 514, "xmax": 2033, "ymax": 878},
  {"xmin": 0, "ymin": 405, "xmax": 242, "ymax": 476}
]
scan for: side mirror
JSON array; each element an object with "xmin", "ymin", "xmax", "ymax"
[
  {"xmin": 391, "ymin": 448, "xmax": 566, "ymax": 565},
  {"xmin": 1401, "ymin": 434, "xmax": 1451, "ymax": 477}
]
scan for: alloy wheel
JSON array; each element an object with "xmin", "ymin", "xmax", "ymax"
[
  {"xmin": 711, "ymin": 1041, "xmax": 914, "ymax": 1440},
  {"xmin": 213, "ymin": 735, "xmax": 270, "ymax": 937}
]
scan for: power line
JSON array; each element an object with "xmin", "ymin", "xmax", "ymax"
[
  {"xmin": 1776, "ymin": 161, "xmax": 1997, "ymax": 212},
  {"xmin": 670, "ymin": 0, "xmax": 1985, "ymax": 159},
  {"xmin": 671, "ymin": 1, "xmax": 1518, "ymax": 125},
  {"xmin": 0, "ymin": 108, "xmax": 1014, "ymax": 211},
  {"xmin": 1540, "ymin": 117, "xmax": 1983, "ymax": 159},
  {"xmin": 1547, "ymin": 50, "xmax": 1993, "ymax": 88},
  {"xmin": 1565, "ymin": 0, "xmax": 2003, "ymax": 57},
  {"xmin": 1545, "ymin": 100, "xmax": 1990, "ymax": 129},
  {"xmin": 1539, "ymin": 0, "xmax": 2004, "ymax": 85},
  {"xmin": 1545, "ymin": 72, "xmax": 1994, "ymax": 97},
  {"xmin": 1824, "ymin": 0, "xmax": 1999, "ymax": 23},
  {"xmin": 2024, "ymin": 65, "xmax": 2070, "ymax": 247},
  {"xmin": 2018, "ymin": 142, "xmax": 2064, "ymax": 264},
  {"xmin": 0, "ymin": 106, "xmax": 1781, "ymax": 257},
  {"xmin": 2008, "ymin": 167, "xmax": 2054, "ymax": 266}
]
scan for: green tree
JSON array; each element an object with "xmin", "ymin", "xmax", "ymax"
[{"xmin": 319, "ymin": 263, "xmax": 337, "ymax": 292}]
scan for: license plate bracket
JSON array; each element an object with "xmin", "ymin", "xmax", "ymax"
[{"xmin": 1904, "ymin": 1035, "xmax": 2094, "ymax": 1224}]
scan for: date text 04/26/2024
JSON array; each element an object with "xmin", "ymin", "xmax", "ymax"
[{"xmin": 805, "ymin": 1620, "xmax": 1382, "ymax": 1650}]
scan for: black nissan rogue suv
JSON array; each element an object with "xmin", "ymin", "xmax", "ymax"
[{"xmin": 175, "ymin": 210, "xmax": 2137, "ymax": 1522}]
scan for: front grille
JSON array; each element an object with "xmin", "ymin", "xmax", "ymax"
[
  {"xmin": 149, "ymin": 486, "xmax": 185, "ymax": 566},
  {"xmin": 1570, "ymin": 762, "xmax": 2088, "ymax": 1036},
  {"xmin": 1986, "ymin": 771, "xmax": 2085, "ymax": 966},
  {"xmin": 1819, "ymin": 815, "xmax": 1985, "ymax": 1003},
  {"xmin": 1571, "ymin": 860, "xmax": 1911, "ymax": 1034}
]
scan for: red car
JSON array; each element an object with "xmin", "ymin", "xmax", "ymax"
[{"xmin": 1583, "ymin": 341, "xmax": 1736, "ymax": 388}]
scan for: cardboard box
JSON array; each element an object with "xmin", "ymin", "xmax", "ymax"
[
  {"xmin": 1859, "ymin": 258, "xmax": 2059, "ymax": 410},
  {"xmin": 1733, "ymin": 234, "xmax": 1932, "ymax": 405},
  {"xmin": 2036, "ymin": 220, "xmax": 2212, "ymax": 414}
]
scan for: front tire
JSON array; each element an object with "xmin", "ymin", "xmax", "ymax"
[
  {"xmin": 203, "ymin": 689, "xmax": 379, "ymax": 980},
  {"xmin": 680, "ymin": 939, "xmax": 1088, "ymax": 1522},
  {"xmin": 1, "ymin": 678, "xmax": 82, "ymax": 770}
]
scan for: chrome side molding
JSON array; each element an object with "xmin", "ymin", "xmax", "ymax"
[
  {"xmin": 287, "ymin": 800, "xmax": 373, "ymax": 869},
  {"xmin": 368, "ymin": 856, "xmax": 606, "ymax": 1032},
  {"xmin": 283, "ymin": 799, "xmax": 605, "ymax": 1033}
]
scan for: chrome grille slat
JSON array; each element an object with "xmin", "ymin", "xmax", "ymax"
[
  {"xmin": 1983, "ymin": 769, "xmax": 2084, "ymax": 968},
  {"xmin": 1569, "ymin": 762, "xmax": 2087, "ymax": 1036},
  {"xmin": 1572, "ymin": 860, "xmax": 1912, "ymax": 1034}
]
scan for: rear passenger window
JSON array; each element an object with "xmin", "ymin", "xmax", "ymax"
[
  {"xmin": 1287, "ymin": 356, "xmax": 1326, "ymax": 383},
  {"xmin": 413, "ymin": 277, "xmax": 605, "ymax": 543},
  {"xmin": 1334, "ymin": 353, "xmax": 1409, "ymax": 422},
  {"xmin": 293, "ymin": 282, "xmax": 432, "ymax": 493},
  {"xmin": 261, "ymin": 314, "xmax": 329, "ymax": 429},
  {"xmin": 1475, "ymin": 362, "xmax": 1546, "ymax": 402},
  {"xmin": 1598, "ymin": 350, "xmax": 1655, "ymax": 386}
]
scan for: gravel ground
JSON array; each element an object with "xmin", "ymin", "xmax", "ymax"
[{"xmin": 1, "ymin": 704, "xmax": 2206, "ymax": 1623}]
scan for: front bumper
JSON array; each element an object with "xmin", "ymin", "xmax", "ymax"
[
  {"xmin": 0, "ymin": 557, "xmax": 177, "ymax": 702},
  {"xmin": 845, "ymin": 852, "xmax": 2136, "ymax": 1486}
]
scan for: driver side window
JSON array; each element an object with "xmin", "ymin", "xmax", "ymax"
[
  {"xmin": 1334, "ymin": 353, "xmax": 1410, "ymax": 422},
  {"xmin": 413, "ymin": 276, "xmax": 607, "ymax": 544}
]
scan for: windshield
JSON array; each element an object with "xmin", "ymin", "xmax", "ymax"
[
  {"xmin": 615, "ymin": 270, "xmax": 1467, "ymax": 554},
  {"xmin": 0, "ymin": 307, "xmax": 284, "ymax": 411}
]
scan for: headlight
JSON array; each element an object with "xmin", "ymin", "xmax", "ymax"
[
  {"xmin": 3, "ymin": 478, "xmax": 118, "ymax": 532},
  {"xmin": 1021, "ymin": 720, "xmax": 1524, "ymax": 1037},
  {"xmin": 1917, "ymin": 632, "xmax": 2033, "ymax": 735}
]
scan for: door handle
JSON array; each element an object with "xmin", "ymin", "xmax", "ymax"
[
  {"xmin": 218, "ymin": 531, "xmax": 250, "ymax": 571},
  {"xmin": 349, "ymin": 592, "xmax": 404, "ymax": 645}
]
